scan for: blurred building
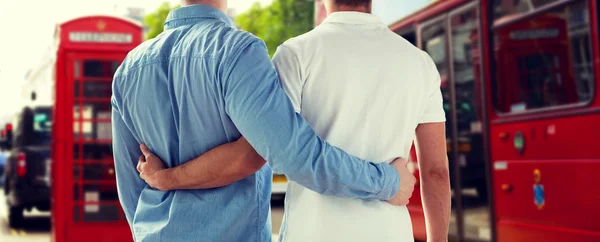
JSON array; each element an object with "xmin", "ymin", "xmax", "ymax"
[
  {"xmin": 122, "ymin": 6, "xmax": 148, "ymax": 37},
  {"xmin": 22, "ymin": 45, "xmax": 56, "ymax": 108}
]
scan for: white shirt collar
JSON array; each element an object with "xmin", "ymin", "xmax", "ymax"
[{"xmin": 321, "ymin": 11, "xmax": 387, "ymax": 28}]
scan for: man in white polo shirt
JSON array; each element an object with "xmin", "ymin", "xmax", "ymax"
[
  {"xmin": 271, "ymin": 0, "xmax": 450, "ymax": 241},
  {"xmin": 135, "ymin": 0, "xmax": 450, "ymax": 241}
]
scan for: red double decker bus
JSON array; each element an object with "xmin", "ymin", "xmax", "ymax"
[{"xmin": 316, "ymin": 0, "xmax": 599, "ymax": 241}]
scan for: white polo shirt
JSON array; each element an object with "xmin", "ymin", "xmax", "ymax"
[{"xmin": 272, "ymin": 12, "xmax": 445, "ymax": 242}]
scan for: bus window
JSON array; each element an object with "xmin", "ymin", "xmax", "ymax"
[
  {"xmin": 422, "ymin": 21, "xmax": 450, "ymax": 126},
  {"xmin": 492, "ymin": 0, "xmax": 595, "ymax": 113},
  {"xmin": 493, "ymin": 0, "xmax": 561, "ymax": 20},
  {"xmin": 395, "ymin": 28, "xmax": 417, "ymax": 46}
]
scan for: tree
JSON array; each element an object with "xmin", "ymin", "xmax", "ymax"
[
  {"xmin": 236, "ymin": 0, "xmax": 315, "ymax": 56},
  {"xmin": 144, "ymin": 2, "xmax": 180, "ymax": 40},
  {"xmin": 143, "ymin": 0, "xmax": 315, "ymax": 56}
]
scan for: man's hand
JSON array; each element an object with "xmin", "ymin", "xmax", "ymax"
[
  {"xmin": 137, "ymin": 144, "xmax": 170, "ymax": 191},
  {"xmin": 386, "ymin": 157, "xmax": 416, "ymax": 206}
]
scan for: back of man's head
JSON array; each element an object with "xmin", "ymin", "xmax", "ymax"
[
  {"xmin": 333, "ymin": 0, "xmax": 371, "ymax": 7},
  {"xmin": 326, "ymin": 0, "xmax": 372, "ymax": 13},
  {"xmin": 181, "ymin": 0, "xmax": 227, "ymax": 12}
]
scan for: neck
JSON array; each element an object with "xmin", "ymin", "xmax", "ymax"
[
  {"xmin": 182, "ymin": 0, "xmax": 227, "ymax": 12},
  {"xmin": 328, "ymin": 4, "xmax": 371, "ymax": 15}
]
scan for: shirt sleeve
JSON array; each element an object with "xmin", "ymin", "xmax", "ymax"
[
  {"xmin": 272, "ymin": 44, "xmax": 303, "ymax": 113},
  {"xmin": 221, "ymin": 39, "xmax": 400, "ymax": 200},
  {"xmin": 111, "ymin": 98, "xmax": 145, "ymax": 234},
  {"xmin": 418, "ymin": 51, "xmax": 446, "ymax": 124}
]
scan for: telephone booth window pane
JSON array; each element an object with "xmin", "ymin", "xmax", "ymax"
[
  {"xmin": 74, "ymin": 145, "xmax": 80, "ymax": 159},
  {"xmin": 82, "ymin": 143, "xmax": 113, "ymax": 160},
  {"xmin": 74, "ymin": 81, "xmax": 80, "ymax": 98},
  {"xmin": 96, "ymin": 121, "xmax": 112, "ymax": 140},
  {"xmin": 73, "ymin": 163, "xmax": 116, "ymax": 181},
  {"xmin": 74, "ymin": 103, "xmax": 82, "ymax": 119},
  {"xmin": 85, "ymin": 81, "xmax": 112, "ymax": 98},
  {"xmin": 74, "ymin": 81, "xmax": 112, "ymax": 98},
  {"xmin": 83, "ymin": 60, "xmax": 120, "ymax": 78},
  {"xmin": 74, "ymin": 184, "xmax": 81, "ymax": 201},
  {"xmin": 83, "ymin": 183, "xmax": 118, "ymax": 201},
  {"xmin": 74, "ymin": 121, "xmax": 93, "ymax": 139},
  {"xmin": 77, "ymin": 204, "xmax": 121, "ymax": 222},
  {"xmin": 74, "ymin": 207, "xmax": 81, "ymax": 222},
  {"xmin": 75, "ymin": 102, "xmax": 111, "ymax": 119},
  {"xmin": 75, "ymin": 60, "xmax": 81, "ymax": 78},
  {"xmin": 74, "ymin": 121, "xmax": 111, "ymax": 140}
]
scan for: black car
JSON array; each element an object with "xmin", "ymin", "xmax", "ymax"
[{"xmin": 2, "ymin": 106, "xmax": 52, "ymax": 227}]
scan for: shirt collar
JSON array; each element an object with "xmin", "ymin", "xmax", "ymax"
[
  {"xmin": 321, "ymin": 12, "xmax": 387, "ymax": 28},
  {"xmin": 165, "ymin": 4, "xmax": 235, "ymax": 30}
]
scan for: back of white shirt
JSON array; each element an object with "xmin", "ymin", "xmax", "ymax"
[{"xmin": 272, "ymin": 12, "xmax": 445, "ymax": 242}]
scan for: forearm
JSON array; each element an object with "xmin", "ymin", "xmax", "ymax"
[
  {"xmin": 420, "ymin": 163, "xmax": 451, "ymax": 242},
  {"xmin": 158, "ymin": 137, "xmax": 265, "ymax": 190},
  {"xmin": 234, "ymin": 100, "xmax": 399, "ymax": 200},
  {"xmin": 415, "ymin": 122, "xmax": 450, "ymax": 241}
]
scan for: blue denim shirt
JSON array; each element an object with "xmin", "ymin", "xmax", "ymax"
[{"xmin": 111, "ymin": 5, "xmax": 400, "ymax": 242}]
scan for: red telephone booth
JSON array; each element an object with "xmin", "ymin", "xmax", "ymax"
[{"xmin": 51, "ymin": 15, "xmax": 142, "ymax": 242}]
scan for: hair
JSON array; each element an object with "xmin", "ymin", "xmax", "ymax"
[
  {"xmin": 333, "ymin": 0, "xmax": 371, "ymax": 7},
  {"xmin": 181, "ymin": 0, "xmax": 225, "ymax": 10},
  {"xmin": 182, "ymin": 0, "xmax": 217, "ymax": 5}
]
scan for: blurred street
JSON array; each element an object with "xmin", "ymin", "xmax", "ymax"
[
  {"xmin": 0, "ymin": 190, "xmax": 286, "ymax": 242},
  {"xmin": 0, "ymin": 189, "xmax": 51, "ymax": 242}
]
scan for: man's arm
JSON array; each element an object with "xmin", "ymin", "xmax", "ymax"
[
  {"xmin": 137, "ymin": 44, "xmax": 302, "ymax": 191},
  {"xmin": 415, "ymin": 123, "xmax": 450, "ymax": 242},
  {"xmin": 138, "ymin": 38, "xmax": 408, "ymax": 204},
  {"xmin": 218, "ymin": 37, "xmax": 400, "ymax": 200},
  {"xmin": 415, "ymin": 50, "xmax": 451, "ymax": 241},
  {"xmin": 138, "ymin": 137, "xmax": 265, "ymax": 190},
  {"xmin": 111, "ymin": 105, "xmax": 146, "ymax": 232}
]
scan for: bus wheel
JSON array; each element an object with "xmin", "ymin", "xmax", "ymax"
[{"xmin": 8, "ymin": 206, "xmax": 24, "ymax": 228}]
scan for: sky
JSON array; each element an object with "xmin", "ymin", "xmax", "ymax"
[
  {"xmin": 373, "ymin": 0, "xmax": 431, "ymax": 24},
  {"xmin": 0, "ymin": 0, "xmax": 272, "ymax": 119},
  {"xmin": 0, "ymin": 0, "xmax": 430, "ymax": 120}
]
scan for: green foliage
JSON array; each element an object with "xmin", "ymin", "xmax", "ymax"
[
  {"xmin": 236, "ymin": 0, "xmax": 315, "ymax": 56},
  {"xmin": 143, "ymin": 1, "xmax": 315, "ymax": 56},
  {"xmin": 144, "ymin": 2, "xmax": 180, "ymax": 40}
]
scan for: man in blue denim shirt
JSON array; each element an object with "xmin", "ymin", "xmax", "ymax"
[{"xmin": 112, "ymin": 1, "xmax": 412, "ymax": 241}]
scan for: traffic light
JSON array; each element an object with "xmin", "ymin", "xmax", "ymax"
[{"xmin": 4, "ymin": 123, "xmax": 13, "ymax": 149}]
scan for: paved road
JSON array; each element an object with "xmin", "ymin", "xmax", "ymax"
[
  {"xmin": 0, "ymin": 189, "xmax": 51, "ymax": 242},
  {"xmin": 0, "ymin": 189, "xmax": 285, "ymax": 242}
]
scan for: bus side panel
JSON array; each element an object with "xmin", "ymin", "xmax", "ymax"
[
  {"xmin": 497, "ymin": 219, "xmax": 600, "ymax": 242},
  {"xmin": 407, "ymin": 206, "xmax": 427, "ymax": 241},
  {"xmin": 493, "ymin": 159, "xmax": 600, "ymax": 231},
  {"xmin": 490, "ymin": 113, "xmax": 600, "ymax": 162}
]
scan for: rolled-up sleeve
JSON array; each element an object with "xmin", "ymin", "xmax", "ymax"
[{"xmin": 220, "ymin": 39, "xmax": 400, "ymax": 200}]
